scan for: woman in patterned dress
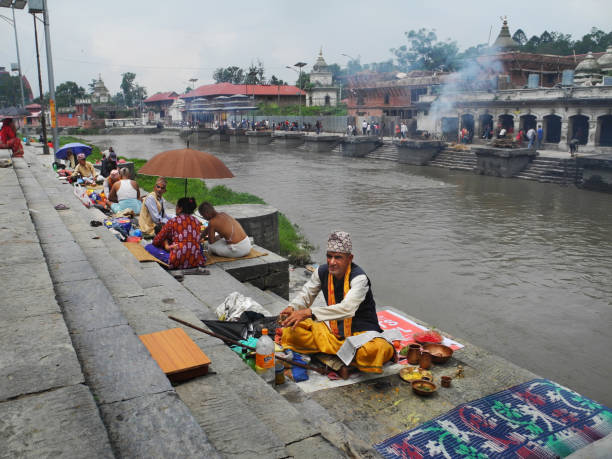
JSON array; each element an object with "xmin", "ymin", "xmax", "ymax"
[{"xmin": 147, "ymin": 197, "xmax": 206, "ymax": 269}]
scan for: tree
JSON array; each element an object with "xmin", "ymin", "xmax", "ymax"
[
  {"xmin": 120, "ymin": 72, "xmax": 136, "ymax": 107},
  {"xmin": 213, "ymin": 66, "xmax": 245, "ymax": 84},
  {"xmin": 574, "ymin": 27, "xmax": 612, "ymax": 54},
  {"xmin": 512, "ymin": 29, "xmax": 528, "ymax": 46},
  {"xmin": 111, "ymin": 92, "xmax": 125, "ymax": 106},
  {"xmin": 391, "ymin": 28, "xmax": 459, "ymax": 72},
  {"xmin": 88, "ymin": 78, "xmax": 97, "ymax": 94},
  {"xmin": 269, "ymin": 75, "xmax": 286, "ymax": 85},
  {"xmin": 0, "ymin": 73, "xmax": 24, "ymax": 107},
  {"xmin": 295, "ymin": 73, "xmax": 312, "ymax": 91},
  {"xmin": 55, "ymin": 81, "xmax": 85, "ymax": 107},
  {"xmin": 245, "ymin": 60, "xmax": 266, "ymax": 84}
]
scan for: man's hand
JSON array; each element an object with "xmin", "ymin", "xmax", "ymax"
[
  {"xmin": 281, "ymin": 308, "xmax": 312, "ymax": 329},
  {"xmin": 279, "ymin": 306, "xmax": 294, "ymax": 320}
]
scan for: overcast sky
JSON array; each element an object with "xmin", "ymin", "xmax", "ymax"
[{"xmin": 1, "ymin": 0, "xmax": 610, "ymax": 98}]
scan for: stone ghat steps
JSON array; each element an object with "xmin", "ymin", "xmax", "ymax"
[
  {"xmin": 23, "ymin": 156, "xmax": 222, "ymax": 458},
  {"xmin": 3, "ymin": 160, "xmax": 116, "ymax": 457},
  {"xmin": 25, "ymin": 153, "xmax": 361, "ymax": 458},
  {"xmin": 514, "ymin": 158, "xmax": 583, "ymax": 185},
  {"xmin": 365, "ymin": 143, "xmax": 399, "ymax": 162},
  {"xmin": 428, "ymin": 149, "xmax": 477, "ymax": 171}
]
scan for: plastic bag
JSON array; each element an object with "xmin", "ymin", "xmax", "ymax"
[
  {"xmin": 73, "ymin": 184, "xmax": 93, "ymax": 208},
  {"xmin": 215, "ymin": 291, "xmax": 269, "ymax": 321}
]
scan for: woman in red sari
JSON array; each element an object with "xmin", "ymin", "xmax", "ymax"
[
  {"xmin": 0, "ymin": 118, "xmax": 24, "ymax": 158},
  {"xmin": 148, "ymin": 196, "xmax": 206, "ymax": 269}
]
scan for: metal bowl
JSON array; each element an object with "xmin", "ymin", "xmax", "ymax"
[
  {"xmin": 411, "ymin": 379, "xmax": 437, "ymax": 396},
  {"xmin": 422, "ymin": 343, "xmax": 453, "ymax": 364},
  {"xmin": 399, "ymin": 367, "xmax": 432, "ymax": 382}
]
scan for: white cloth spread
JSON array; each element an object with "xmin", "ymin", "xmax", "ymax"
[{"xmin": 336, "ymin": 329, "xmax": 403, "ymax": 366}]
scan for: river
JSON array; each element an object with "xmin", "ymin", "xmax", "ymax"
[{"xmin": 84, "ymin": 133, "xmax": 612, "ymax": 406}]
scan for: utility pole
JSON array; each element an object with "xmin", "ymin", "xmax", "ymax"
[
  {"xmin": 32, "ymin": 14, "xmax": 49, "ymax": 155},
  {"xmin": 42, "ymin": 0, "xmax": 58, "ymax": 155},
  {"xmin": 11, "ymin": 7, "xmax": 25, "ymax": 108}
]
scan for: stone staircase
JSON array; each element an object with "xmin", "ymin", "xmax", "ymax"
[
  {"xmin": 513, "ymin": 157, "xmax": 583, "ymax": 185},
  {"xmin": 365, "ymin": 142, "xmax": 399, "ymax": 162},
  {"xmin": 17, "ymin": 152, "xmax": 370, "ymax": 458},
  {"xmin": 427, "ymin": 148, "xmax": 477, "ymax": 171}
]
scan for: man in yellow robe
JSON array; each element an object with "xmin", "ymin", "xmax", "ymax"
[{"xmin": 281, "ymin": 231, "xmax": 395, "ymax": 377}]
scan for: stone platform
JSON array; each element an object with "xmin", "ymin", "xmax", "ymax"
[
  {"xmin": 394, "ymin": 139, "xmax": 443, "ymax": 165},
  {"xmin": 341, "ymin": 136, "xmax": 381, "ymax": 157},
  {"xmin": 246, "ymin": 130, "xmax": 273, "ymax": 145},
  {"xmin": 472, "ymin": 145, "xmax": 538, "ymax": 177},
  {"xmin": 303, "ymin": 134, "xmax": 342, "ymax": 152},
  {"xmin": 272, "ymin": 131, "xmax": 305, "ymax": 148}
]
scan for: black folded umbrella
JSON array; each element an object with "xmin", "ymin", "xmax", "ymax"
[{"xmin": 202, "ymin": 312, "xmax": 280, "ymax": 341}]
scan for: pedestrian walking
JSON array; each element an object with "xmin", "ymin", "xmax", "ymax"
[
  {"xmin": 362, "ymin": 120, "xmax": 367, "ymax": 135},
  {"xmin": 527, "ymin": 127, "xmax": 536, "ymax": 149}
]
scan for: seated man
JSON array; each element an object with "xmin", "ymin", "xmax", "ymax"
[
  {"xmin": 139, "ymin": 177, "xmax": 174, "ymax": 237},
  {"xmin": 100, "ymin": 148, "xmax": 118, "ymax": 177},
  {"xmin": 71, "ymin": 153, "xmax": 98, "ymax": 183},
  {"xmin": 198, "ymin": 202, "xmax": 252, "ymax": 258},
  {"xmin": 281, "ymin": 231, "xmax": 395, "ymax": 376}
]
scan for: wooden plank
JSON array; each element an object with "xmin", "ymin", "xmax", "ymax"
[{"xmin": 139, "ymin": 328, "xmax": 211, "ymax": 376}]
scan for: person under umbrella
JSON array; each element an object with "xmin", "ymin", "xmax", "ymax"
[
  {"xmin": 0, "ymin": 118, "xmax": 24, "ymax": 158},
  {"xmin": 145, "ymin": 197, "xmax": 206, "ymax": 269},
  {"xmin": 71, "ymin": 153, "xmax": 99, "ymax": 184}
]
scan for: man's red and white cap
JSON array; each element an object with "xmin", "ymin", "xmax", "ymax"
[{"xmin": 327, "ymin": 231, "xmax": 352, "ymax": 254}]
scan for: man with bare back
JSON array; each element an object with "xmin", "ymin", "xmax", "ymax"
[{"xmin": 199, "ymin": 202, "xmax": 252, "ymax": 257}]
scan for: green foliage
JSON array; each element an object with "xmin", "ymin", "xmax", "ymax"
[
  {"xmin": 269, "ymin": 75, "xmax": 286, "ymax": 85},
  {"xmin": 213, "ymin": 66, "xmax": 245, "ymax": 84},
  {"xmin": 0, "ymin": 73, "xmax": 25, "ymax": 107},
  {"xmin": 514, "ymin": 27, "xmax": 611, "ymax": 56},
  {"xmin": 296, "ymin": 73, "xmax": 312, "ymax": 91},
  {"xmin": 119, "ymin": 72, "xmax": 146, "ymax": 108},
  {"xmin": 55, "ymin": 81, "xmax": 86, "ymax": 107},
  {"xmin": 255, "ymin": 103, "xmax": 347, "ymax": 116},
  {"xmin": 391, "ymin": 28, "xmax": 459, "ymax": 72},
  {"xmin": 278, "ymin": 213, "xmax": 313, "ymax": 265}
]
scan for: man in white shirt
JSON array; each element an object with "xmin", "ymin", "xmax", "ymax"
[
  {"xmin": 280, "ymin": 231, "xmax": 395, "ymax": 376},
  {"xmin": 526, "ymin": 127, "xmax": 536, "ymax": 149}
]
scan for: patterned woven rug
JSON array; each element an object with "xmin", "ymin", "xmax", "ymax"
[{"xmin": 375, "ymin": 379, "xmax": 612, "ymax": 458}]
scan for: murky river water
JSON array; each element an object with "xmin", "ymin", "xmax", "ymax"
[{"xmin": 85, "ymin": 133, "xmax": 612, "ymax": 405}]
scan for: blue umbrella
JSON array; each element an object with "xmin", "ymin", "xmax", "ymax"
[{"xmin": 55, "ymin": 142, "xmax": 93, "ymax": 160}]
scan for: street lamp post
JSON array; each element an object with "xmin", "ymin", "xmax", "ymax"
[
  {"xmin": 287, "ymin": 62, "xmax": 306, "ymax": 131},
  {"xmin": 0, "ymin": 1, "xmax": 27, "ymax": 108}
]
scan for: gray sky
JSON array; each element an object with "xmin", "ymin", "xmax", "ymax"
[{"xmin": 1, "ymin": 0, "xmax": 610, "ymax": 97}]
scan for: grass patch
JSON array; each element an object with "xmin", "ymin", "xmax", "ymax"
[{"xmin": 60, "ymin": 136, "xmax": 312, "ymax": 264}]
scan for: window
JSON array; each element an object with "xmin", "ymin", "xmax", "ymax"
[
  {"xmin": 325, "ymin": 95, "xmax": 330, "ymax": 106},
  {"xmin": 357, "ymin": 94, "xmax": 365, "ymax": 105},
  {"xmin": 384, "ymin": 93, "xmax": 390, "ymax": 105},
  {"xmin": 410, "ymin": 88, "xmax": 427, "ymax": 102}
]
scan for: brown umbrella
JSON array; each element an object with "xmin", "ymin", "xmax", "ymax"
[{"xmin": 138, "ymin": 148, "xmax": 234, "ymax": 196}]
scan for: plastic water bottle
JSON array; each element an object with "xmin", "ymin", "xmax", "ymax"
[{"xmin": 255, "ymin": 328, "xmax": 275, "ymax": 383}]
